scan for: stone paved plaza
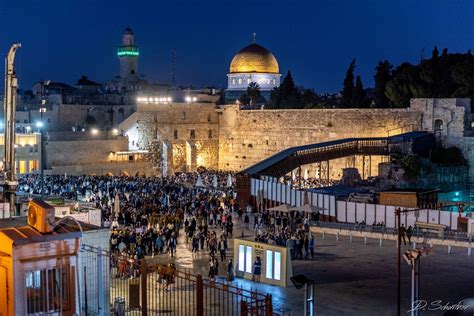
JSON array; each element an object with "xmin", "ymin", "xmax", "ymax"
[{"xmin": 145, "ymin": 215, "xmax": 474, "ymax": 315}]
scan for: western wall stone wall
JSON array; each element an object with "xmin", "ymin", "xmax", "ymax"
[
  {"xmin": 119, "ymin": 103, "xmax": 220, "ymax": 172},
  {"xmin": 217, "ymin": 105, "xmax": 423, "ymax": 178}
]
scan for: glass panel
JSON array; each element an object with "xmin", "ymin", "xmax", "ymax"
[
  {"xmin": 266, "ymin": 250, "xmax": 273, "ymax": 279},
  {"xmin": 274, "ymin": 251, "xmax": 281, "ymax": 280},
  {"xmin": 245, "ymin": 246, "xmax": 253, "ymax": 273},
  {"xmin": 238, "ymin": 245, "xmax": 245, "ymax": 271}
]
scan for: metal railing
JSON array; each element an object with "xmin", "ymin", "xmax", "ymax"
[{"xmin": 311, "ymin": 221, "xmax": 472, "ymax": 243}]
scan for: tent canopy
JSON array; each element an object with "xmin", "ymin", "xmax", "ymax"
[{"xmin": 290, "ymin": 204, "xmax": 325, "ymax": 213}]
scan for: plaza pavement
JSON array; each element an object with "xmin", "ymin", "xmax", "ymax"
[{"xmin": 145, "ymin": 215, "xmax": 474, "ymax": 315}]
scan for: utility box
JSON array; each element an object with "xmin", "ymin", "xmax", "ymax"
[{"xmin": 0, "ymin": 200, "xmax": 82, "ymax": 316}]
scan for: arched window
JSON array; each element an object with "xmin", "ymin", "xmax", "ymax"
[
  {"xmin": 434, "ymin": 119, "xmax": 444, "ymax": 132},
  {"xmin": 232, "ymin": 79, "xmax": 236, "ymax": 85},
  {"xmin": 238, "ymin": 78, "xmax": 242, "ymax": 85}
]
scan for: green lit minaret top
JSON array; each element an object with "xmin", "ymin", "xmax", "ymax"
[
  {"xmin": 117, "ymin": 27, "xmax": 139, "ymax": 57},
  {"xmin": 118, "ymin": 27, "xmax": 139, "ymax": 78}
]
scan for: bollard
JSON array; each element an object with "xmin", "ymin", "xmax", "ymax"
[
  {"xmin": 364, "ymin": 236, "xmax": 367, "ymax": 245},
  {"xmin": 379, "ymin": 238, "xmax": 383, "ymax": 247},
  {"xmin": 448, "ymin": 245, "xmax": 451, "ymax": 254},
  {"xmin": 413, "ymin": 242, "xmax": 416, "ymax": 250},
  {"xmin": 468, "ymin": 246, "xmax": 471, "ymax": 256},
  {"xmin": 336, "ymin": 232, "xmax": 339, "ymax": 241},
  {"xmin": 322, "ymin": 231, "xmax": 325, "ymax": 240},
  {"xmin": 349, "ymin": 234, "xmax": 353, "ymax": 244}
]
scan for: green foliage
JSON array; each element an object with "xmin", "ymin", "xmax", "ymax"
[
  {"xmin": 384, "ymin": 48, "xmax": 474, "ymax": 108},
  {"xmin": 400, "ymin": 155, "xmax": 421, "ymax": 179},
  {"xmin": 246, "ymin": 82, "xmax": 261, "ymax": 105},
  {"xmin": 429, "ymin": 146, "xmax": 467, "ymax": 165},
  {"xmin": 268, "ymin": 71, "xmax": 322, "ymax": 109},
  {"xmin": 374, "ymin": 60, "xmax": 393, "ymax": 107},
  {"xmin": 238, "ymin": 94, "xmax": 251, "ymax": 105},
  {"xmin": 351, "ymin": 76, "xmax": 368, "ymax": 107},
  {"xmin": 341, "ymin": 59, "xmax": 356, "ymax": 105}
]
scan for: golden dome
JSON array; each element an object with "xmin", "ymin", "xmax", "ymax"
[{"xmin": 229, "ymin": 43, "xmax": 279, "ymax": 74}]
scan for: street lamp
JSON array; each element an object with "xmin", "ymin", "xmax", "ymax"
[
  {"xmin": 38, "ymin": 104, "xmax": 47, "ymax": 199},
  {"xmin": 403, "ymin": 247, "xmax": 431, "ymax": 316}
]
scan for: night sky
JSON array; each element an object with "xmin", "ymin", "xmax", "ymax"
[{"xmin": 1, "ymin": 0, "xmax": 472, "ymax": 93}]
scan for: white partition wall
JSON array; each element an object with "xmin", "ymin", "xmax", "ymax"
[
  {"xmin": 356, "ymin": 203, "xmax": 365, "ymax": 223},
  {"xmin": 347, "ymin": 202, "xmax": 356, "ymax": 223},
  {"xmin": 337, "ymin": 201, "xmax": 346, "ymax": 222},
  {"xmin": 385, "ymin": 206, "xmax": 396, "ymax": 228},
  {"xmin": 366, "ymin": 204, "xmax": 375, "ymax": 225},
  {"xmin": 375, "ymin": 204, "xmax": 386, "ymax": 225}
]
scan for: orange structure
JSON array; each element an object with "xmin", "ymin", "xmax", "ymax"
[{"xmin": 0, "ymin": 200, "xmax": 82, "ymax": 315}]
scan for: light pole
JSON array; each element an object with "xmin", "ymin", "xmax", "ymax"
[
  {"xmin": 38, "ymin": 103, "xmax": 47, "ymax": 199},
  {"xmin": 395, "ymin": 207, "xmax": 421, "ymax": 315},
  {"xmin": 403, "ymin": 247, "xmax": 431, "ymax": 316}
]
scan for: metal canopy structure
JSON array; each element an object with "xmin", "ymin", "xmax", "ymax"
[{"xmin": 241, "ymin": 131, "xmax": 434, "ymax": 178}]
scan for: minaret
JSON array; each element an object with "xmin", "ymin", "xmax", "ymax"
[{"xmin": 117, "ymin": 27, "xmax": 139, "ymax": 78}]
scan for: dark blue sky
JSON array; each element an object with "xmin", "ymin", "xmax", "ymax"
[{"xmin": 0, "ymin": 0, "xmax": 472, "ymax": 93}]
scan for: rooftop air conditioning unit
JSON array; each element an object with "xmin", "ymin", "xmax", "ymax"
[{"xmin": 28, "ymin": 199, "xmax": 55, "ymax": 233}]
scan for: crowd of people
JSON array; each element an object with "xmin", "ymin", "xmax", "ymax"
[{"xmin": 18, "ymin": 171, "xmax": 319, "ymax": 287}]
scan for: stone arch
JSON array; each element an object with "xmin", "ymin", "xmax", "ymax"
[
  {"xmin": 135, "ymin": 171, "xmax": 146, "ymax": 177},
  {"xmin": 121, "ymin": 170, "xmax": 131, "ymax": 177}
]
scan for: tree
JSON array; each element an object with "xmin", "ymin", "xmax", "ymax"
[
  {"xmin": 351, "ymin": 76, "xmax": 366, "ymax": 107},
  {"xmin": 238, "ymin": 94, "xmax": 250, "ymax": 105},
  {"xmin": 374, "ymin": 60, "xmax": 393, "ymax": 107},
  {"xmin": 269, "ymin": 71, "xmax": 300, "ymax": 108},
  {"xmin": 246, "ymin": 82, "xmax": 261, "ymax": 105},
  {"xmin": 341, "ymin": 59, "xmax": 356, "ymax": 106}
]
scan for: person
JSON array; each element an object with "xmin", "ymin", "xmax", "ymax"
[
  {"xmin": 168, "ymin": 235, "xmax": 177, "ymax": 257},
  {"xmin": 309, "ymin": 235, "xmax": 315, "ymax": 259},
  {"xmin": 208, "ymin": 257, "xmax": 216, "ymax": 280},
  {"xmin": 244, "ymin": 213, "xmax": 250, "ymax": 230},
  {"xmin": 219, "ymin": 236, "xmax": 227, "ymax": 262},
  {"xmin": 227, "ymin": 259, "xmax": 235, "ymax": 282},
  {"xmin": 252, "ymin": 257, "xmax": 261, "ymax": 282},
  {"xmin": 400, "ymin": 224, "xmax": 407, "ymax": 245},
  {"xmin": 406, "ymin": 225, "xmax": 413, "ymax": 244}
]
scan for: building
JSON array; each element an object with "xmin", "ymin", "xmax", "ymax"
[{"xmin": 225, "ymin": 39, "xmax": 281, "ymax": 103}]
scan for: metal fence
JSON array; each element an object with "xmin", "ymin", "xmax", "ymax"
[{"xmin": 80, "ymin": 244, "xmax": 291, "ymax": 316}]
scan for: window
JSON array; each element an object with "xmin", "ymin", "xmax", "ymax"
[
  {"xmin": 238, "ymin": 78, "xmax": 242, "ymax": 85},
  {"xmin": 29, "ymin": 160, "xmax": 38, "ymax": 171},
  {"xmin": 434, "ymin": 119, "xmax": 444, "ymax": 132},
  {"xmin": 247, "ymin": 78, "xmax": 251, "ymax": 84},
  {"xmin": 174, "ymin": 130, "xmax": 178, "ymax": 139},
  {"xmin": 238, "ymin": 244, "xmax": 253, "ymax": 273},
  {"xmin": 25, "ymin": 266, "xmax": 74, "ymax": 314},
  {"xmin": 207, "ymin": 114, "xmax": 211, "ymax": 122},
  {"xmin": 264, "ymin": 250, "xmax": 282, "ymax": 280},
  {"xmin": 19, "ymin": 160, "xmax": 26, "ymax": 174},
  {"xmin": 245, "ymin": 246, "xmax": 252, "ymax": 273},
  {"xmin": 274, "ymin": 251, "xmax": 281, "ymax": 280},
  {"xmin": 232, "ymin": 79, "xmax": 236, "ymax": 85},
  {"xmin": 272, "ymin": 79, "xmax": 276, "ymax": 85},
  {"xmin": 208, "ymin": 130, "xmax": 212, "ymax": 139},
  {"xmin": 266, "ymin": 250, "xmax": 273, "ymax": 279},
  {"xmin": 182, "ymin": 111, "xmax": 186, "ymax": 120},
  {"xmin": 190, "ymin": 129, "xmax": 195, "ymax": 139},
  {"xmin": 238, "ymin": 245, "xmax": 245, "ymax": 271}
]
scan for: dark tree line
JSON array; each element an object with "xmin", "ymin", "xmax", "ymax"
[{"xmin": 262, "ymin": 47, "xmax": 474, "ymax": 109}]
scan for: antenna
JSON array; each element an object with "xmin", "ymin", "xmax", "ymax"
[
  {"xmin": 253, "ymin": 32, "xmax": 257, "ymax": 43},
  {"xmin": 171, "ymin": 49, "xmax": 176, "ymax": 86}
]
